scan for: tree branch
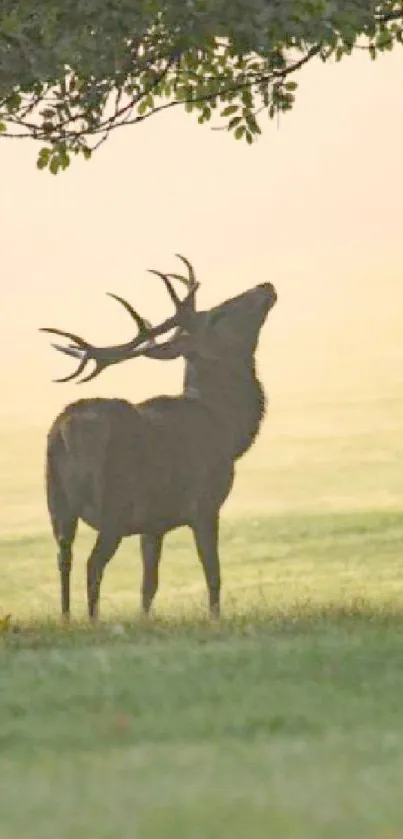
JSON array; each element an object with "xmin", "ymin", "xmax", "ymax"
[
  {"xmin": 1, "ymin": 2, "xmax": 402, "ymax": 170},
  {"xmin": 0, "ymin": 43, "xmax": 322, "ymax": 143}
]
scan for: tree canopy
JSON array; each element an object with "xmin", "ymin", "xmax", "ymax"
[{"xmin": 0, "ymin": 1, "xmax": 402, "ymax": 173}]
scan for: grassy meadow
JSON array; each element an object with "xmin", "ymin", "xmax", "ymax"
[{"xmin": 1, "ymin": 369, "xmax": 403, "ymax": 839}]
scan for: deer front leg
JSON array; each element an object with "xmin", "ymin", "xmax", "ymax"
[
  {"xmin": 192, "ymin": 513, "xmax": 221, "ymax": 618},
  {"xmin": 140, "ymin": 532, "xmax": 163, "ymax": 615},
  {"xmin": 86, "ymin": 531, "xmax": 122, "ymax": 620}
]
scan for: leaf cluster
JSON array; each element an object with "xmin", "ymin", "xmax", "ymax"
[{"xmin": 0, "ymin": 1, "xmax": 402, "ymax": 171}]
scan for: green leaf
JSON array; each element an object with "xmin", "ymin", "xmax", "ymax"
[
  {"xmin": 0, "ymin": 122, "xmax": 6, "ymax": 133},
  {"xmin": 137, "ymin": 99, "xmax": 149, "ymax": 116},
  {"xmin": 241, "ymin": 88, "xmax": 253, "ymax": 108},
  {"xmin": 59, "ymin": 146, "xmax": 70, "ymax": 169},
  {"xmin": 228, "ymin": 115, "xmax": 242, "ymax": 130},
  {"xmin": 221, "ymin": 104, "xmax": 238, "ymax": 117},
  {"xmin": 245, "ymin": 113, "xmax": 260, "ymax": 134},
  {"xmin": 36, "ymin": 147, "xmax": 51, "ymax": 169},
  {"xmin": 234, "ymin": 124, "xmax": 245, "ymax": 139},
  {"xmin": 5, "ymin": 92, "xmax": 21, "ymax": 114},
  {"xmin": 376, "ymin": 27, "xmax": 393, "ymax": 49},
  {"xmin": 49, "ymin": 156, "xmax": 60, "ymax": 175}
]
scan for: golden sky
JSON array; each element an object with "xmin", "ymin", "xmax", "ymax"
[{"xmin": 2, "ymin": 49, "xmax": 403, "ymax": 429}]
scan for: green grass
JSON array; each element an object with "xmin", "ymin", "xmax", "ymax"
[
  {"xmin": 1, "ymin": 510, "xmax": 403, "ymax": 838},
  {"xmin": 1, "ymin": 381, "xmax": 403, "ymax": 838}
]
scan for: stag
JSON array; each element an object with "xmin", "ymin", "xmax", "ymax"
[{"xmin": 42, "ymin": 257, "xmax": 277, "ymax": 621}]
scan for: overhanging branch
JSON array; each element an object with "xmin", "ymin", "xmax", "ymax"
[{"xmin": 0, "ymin": 1, "xmax": 402, "ymax": 171}]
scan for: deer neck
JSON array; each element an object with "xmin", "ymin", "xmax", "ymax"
[{"xmin": 183, "ymin": 356, "xmax": 266, "ymax": 460}]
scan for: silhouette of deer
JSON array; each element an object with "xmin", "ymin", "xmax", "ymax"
[{"xmin": 41, "ymin": 256, "xmax": 277, "ymax": 621}]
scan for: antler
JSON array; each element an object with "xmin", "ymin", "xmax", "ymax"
[
  {"xmin": 40, "ymin": 256, "xmax": 199, "ymax": 383},
  {"xmin": 166, "ymin": 254, "xmax": 197, "ymax": 309}
]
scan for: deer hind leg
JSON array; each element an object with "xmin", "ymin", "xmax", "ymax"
[
  {"xmin": 46, "ymin": 474, "xmax": 77, "ymax": 620},
  {"xmin": 46, "ymin": 447, "xmax": 78, "ymax": 620},
  {"xmin": 54, "ymin": 517, "xmax": 78, "ymax": 621},
  {"xmin": 192, "ymin": 513, "xmax": 221, "ymax": 619},
  {"xmin": 140, "ymin": 533, "xmax": 163, "ymax": 615},
  {"xmin": 86, "ymin": 531, "xmax": 122, "ymax": 621}
]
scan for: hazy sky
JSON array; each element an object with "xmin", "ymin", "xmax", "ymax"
[{"xmin": 2, "ymin": 49, "xmax": 403, "ymax": 428}]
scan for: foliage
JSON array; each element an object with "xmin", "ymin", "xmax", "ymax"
[{"xmin": 0, "ymin": 3, "xmax": 402, "ymax": 167}]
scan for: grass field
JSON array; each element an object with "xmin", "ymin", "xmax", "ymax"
[{"xmin": 1, "ymin": 383, "xmax": 403, "ymax": 838}]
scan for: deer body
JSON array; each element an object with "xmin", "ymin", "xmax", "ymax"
[
  {"xmin": 47, "ymin": 393, "xmax": 235, "ymax": 536},
  {"xmin": 43, "ymin": 258, "xmax": 276, "ymax": 620}
]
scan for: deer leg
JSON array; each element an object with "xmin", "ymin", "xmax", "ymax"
[
  {"xmin": 140, "ymin": 533, "xmax": 163, "ymax": 615},
  {"xmin": 56, "ymin": 517, "xmax": 78, "ymax": 621},
  {"xmin": 192, "ymin": 514, "xmax": 221, "ymax": 618},
  {"xmin": 86, "ymin": 531, "xmax": 122, "ymax": 621}
]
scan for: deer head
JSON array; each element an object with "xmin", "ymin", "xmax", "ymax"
[{"xmin": 41, "ymin": 256, "xmax": 277, "ymax": 383}]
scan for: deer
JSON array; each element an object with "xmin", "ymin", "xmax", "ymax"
[{"xmin": 41, "ymin": 256, "xmax": 277, "ymax": 622}]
